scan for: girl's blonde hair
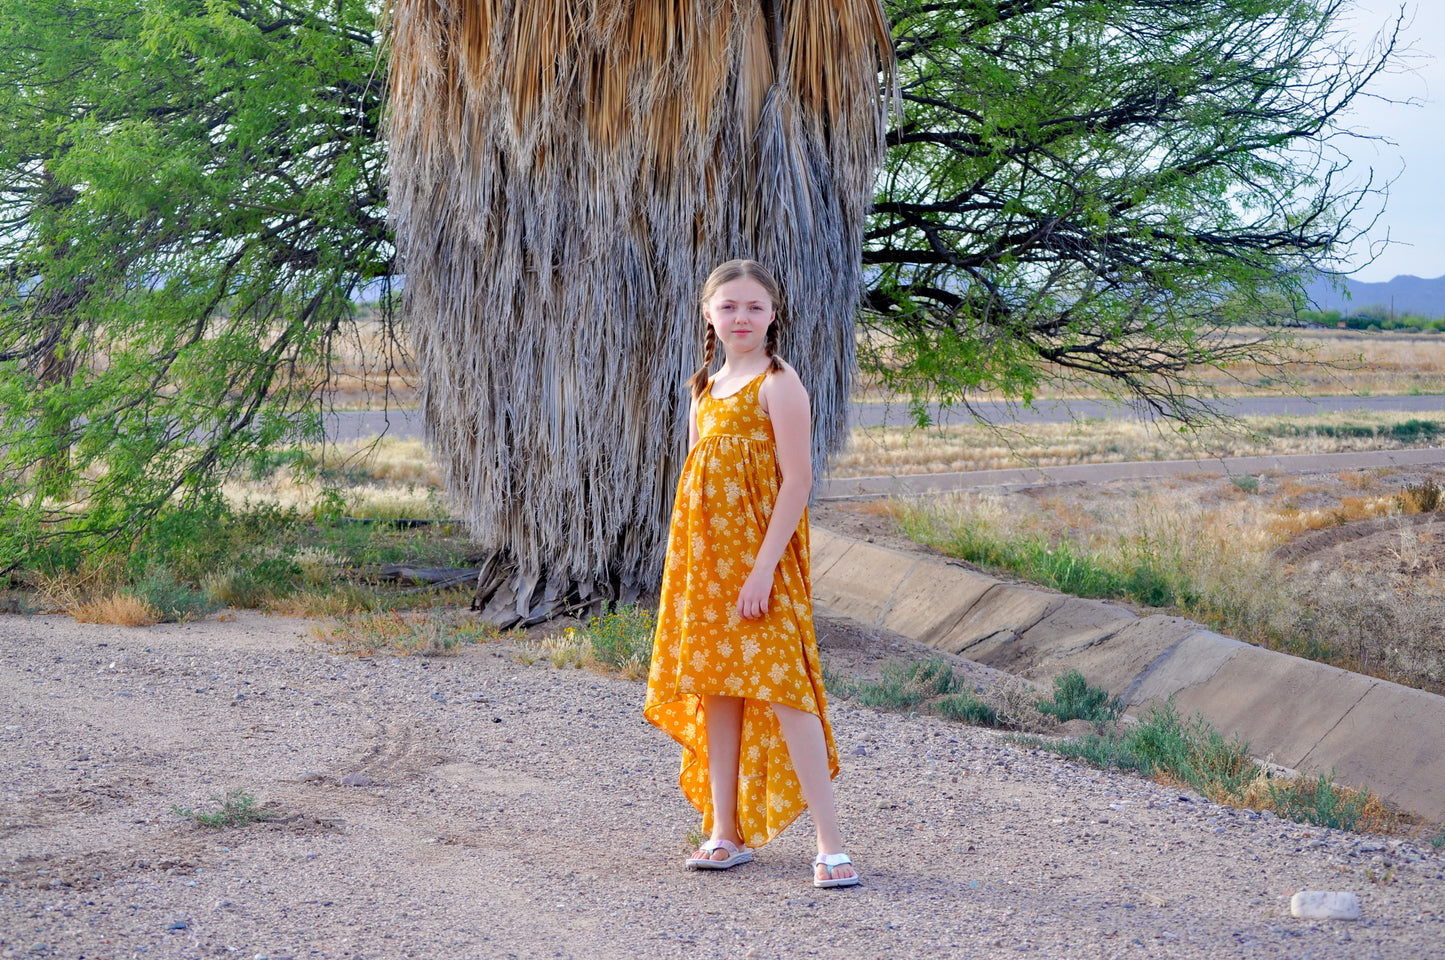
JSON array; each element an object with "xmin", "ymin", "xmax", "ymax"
[{"xmin": 687, "ymin": 259, "xmax": 785, "ymax": 399}]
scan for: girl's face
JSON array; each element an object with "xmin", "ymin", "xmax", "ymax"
[{"xmin": 704, "ymin": 276, "xmax": 775, "ymax": 357}]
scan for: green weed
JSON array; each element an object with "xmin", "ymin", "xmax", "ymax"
[
  {"xmin": 172, "ymin": 789, "xmax": 273, "ymax": 829},
  {"xmin": 126, "ymin": 568, "xmax": 218, "ymax": 623},
  {"xmin": 1036, "ymin": 669, "xmax": 1122, "ymax": 724},
  {"xmin": 518, "ymin": 605, "xmax": 657, "ymax": 678},
  {"xmin": 582, "ymin": 604, "xmax": 656, "ymax": 676},
  {"xmin": 1265, "ymin": 770, "xmax": 1384, "ymax": 834},
  {"xmin": 893, "ymin": 507, "xmax": 1195, "ymax": 609},
  {"xmin": 829, "ymin": 658, "xmax": 1003, "ymax": 727},
  {"xmin": 1019, "ymin": 700, "xmax": 1397, "ymax": 833}
]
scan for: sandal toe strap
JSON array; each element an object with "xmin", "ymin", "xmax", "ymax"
[{"xmin": 815, "ymin": 852, "xmax": 853, "ymax": 867}]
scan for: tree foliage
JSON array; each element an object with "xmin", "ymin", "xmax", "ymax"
[
  {"xmin": 0, "ymin": 0, "xmax": 1409, "ymax": 588},
  {"xmin": 866, "ymin": 0, "xmax": 1400, "ymax": 421},
  {"xmin": 0, "ymin": 0, "xmax": 391, "ymax": 570}
]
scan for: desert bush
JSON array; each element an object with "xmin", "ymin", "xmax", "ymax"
[
  {"xmin": 127, "ymin": 568, "xmax": 218, "ymax": 623},
  {"xmin": 1263, "ymin": 770, "xmax": 1393, "ymax": 834},
  {"xmin": 71, "ymin": 593, "xmax": 161, "ymax": 627},
  {"xmin": 172, "ymin": 789, "xmax": 273, "ymax": 829},
  {"xmin": 1023, "ymin": 700, "xmax": 1398, "ymax": 832},
  {"xmin": 828, "ymin": 658, "xmax": 1019, "ymax": 729},
  {"xmin": 205, "ymin": 557, "xmax": 305, "ymax": 609},
  {"xmin": 582, "ymin": 604, "xmax": 656, "ymax": 676},
  {"xmin": 1036, "ymin": 669, "xmax": 1122, "ymax": 724},
  {"xmin": 1399, "ymin": 478, "xmax": 1442, "ymax": 514}
]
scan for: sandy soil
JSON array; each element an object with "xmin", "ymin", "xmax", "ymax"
[{"xmin": 2, "ymin": 607, "xmax": 1442, "ymax": 960}]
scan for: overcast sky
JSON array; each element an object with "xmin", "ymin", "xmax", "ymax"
[{"xmin": 1336, "ymin": 2, "xmax": 1443, "ymax": 281}]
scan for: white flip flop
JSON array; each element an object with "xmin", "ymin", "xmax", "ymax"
[
  {"xmin": 814, "ymin": 852, "xmax": 860, "ymax": 888},
  {"xmin": 686, "ymin": 838, "xmax": 753, "ymax": 870}
]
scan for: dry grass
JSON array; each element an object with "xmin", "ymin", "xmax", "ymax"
[
  {"xmin": 854, "ymin": 329, "xmax": 1445, "ymax": 402},
  {"xmin": 312, "ymin": 609, "xmax": 498, "ymax": 657},
  {"xmin": 222, "ymin": 436, "xmax": 448, "ymax": 521},
  {"xmin": 33, "ymin": 561, "xmax": 159, "ymax": 626},
  {"xmin": 1265, "ymin": 494, "xmax": 1400, "ymax": 539},
  {"xmin": 835, "ymin": 409, "xmax": 1445, "ymax": 478},
  {"xmin": 891, "ymin": 470, "xmax": 1445, "ymax": 693},
  {"xmin": 70, "ymin": 593, "xmax": 161, "ymax": 627}
]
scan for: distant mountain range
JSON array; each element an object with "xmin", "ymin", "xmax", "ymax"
[{"xmin": 1304, "ymin": 272, "xmax": 1445, "ymax": 318}]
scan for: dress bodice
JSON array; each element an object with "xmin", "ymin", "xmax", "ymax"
[{"xmin": 696, "ymin": 372, "xmax": 773, "ymax": 444}]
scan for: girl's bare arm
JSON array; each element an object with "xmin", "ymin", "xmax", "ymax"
[
  {"xmin": 737, "ymin": 367, "xmax": 812, "ymax": 620},
  {"xmin": 688, "ymin": 393, "xmax": 701, "ymax": 452}
]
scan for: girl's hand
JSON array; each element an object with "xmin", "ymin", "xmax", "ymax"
[{"xmin": 737, "ymin": 568, "xmax": 773, "ymax": 620}]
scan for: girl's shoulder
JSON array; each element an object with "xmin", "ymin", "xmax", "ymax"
[
  {"xmin": 763, "ymin": 359, "xmax": 805, "ymax": 392},
  {"xmin": 758, "ymin": 359, "xmax": 809, "ymax": 420}
]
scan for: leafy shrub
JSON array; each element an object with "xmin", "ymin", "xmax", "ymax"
[
  {"xmin": 205, "ymin": 557, "xmax": 304, "ymax": 608},
  {"xmin": 172, "ymin": 789, "xmax": 273, "ymax": 829},
  {"xmin": 1266, "ymin": 770, "xmax": 1380, "ymax": 833},
  {"xmin": 1036, "ymin": 669, "xmax": 1121, "ymax": 724},
  {"xmin": 127, "ymin": 568, "xmax": 218, "ymax": 623},
  {"xmin": 1024, "ymin": 699, "xmax": 1396, "ymax": 832},
  {"xmin": 829, "ymin": 658, "xmax": 1007, "ymax": 728},
  {"xmin": 583, "ymin": 603, "xmax": 656, "ymax": 674},
  {"xmin": 933, "ymin": 692, "xmax": 998, "ymax": 726},
  {"xmin": 1400, "ymin": 478, "xmax": 1442, "ymax": 514}
]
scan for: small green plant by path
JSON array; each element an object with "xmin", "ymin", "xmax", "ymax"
[
  {"xmin": 127, "ymin": 567, "xmax": 219, "ymax": 623},
  {"xmin": 1015, "ymin": 700, "xmax": 1398, "ymax": 834},
  {"xmin": 583, "ymin": 604, "xmax": 656, "ymax": 676},
  {"xmin": 826, "ymin": 658, "xmax": 1001, "ymax": 728},
  {"xmin": 519, "ymin": 604, "xmax": 657, "ymax": 679},
  {"xmin": 1230, "ymin": 475, "xmax": 1260, "ymax": 494},
  {"xmin": 1036, "ymin": 669, "xmax": 1122, "ymax": 724},
  {"xmin": 172, "ymin": 789, "xmax": 273, "ymax": 829}
]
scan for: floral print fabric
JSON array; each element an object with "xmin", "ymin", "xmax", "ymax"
[{"xmin": 644, "ymin": 371, "xmax": 838, "ymax": 848}]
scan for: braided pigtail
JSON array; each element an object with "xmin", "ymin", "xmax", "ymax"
[
  {"xmin": 764, "ymin": 320, "xmax": 783, "ymax": 375},
  {"xmin": 687, "ymin": 324, "xmax": 717, "ymax": 399}
]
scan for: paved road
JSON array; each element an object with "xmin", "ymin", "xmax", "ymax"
[
  {"xmin": 325, "ymin": 394, "xmax": 1445, "ymax": 443},
  {"xmin": 819, "ymin": 447, "xmax": 1445, "ymax": 498}
]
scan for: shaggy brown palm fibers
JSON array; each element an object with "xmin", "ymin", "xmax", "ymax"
[{"xmin": 386, "ymin": 1, "xmax": 894, "ymax": 621}]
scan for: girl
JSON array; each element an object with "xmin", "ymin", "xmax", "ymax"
[{"xmin": 643, "ymin": 259, "xmax": 858, "ymax": 889}]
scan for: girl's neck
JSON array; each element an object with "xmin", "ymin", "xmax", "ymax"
[{"xmin": 716, "ymin": 356, "xmax": 773, "ymax": 382}]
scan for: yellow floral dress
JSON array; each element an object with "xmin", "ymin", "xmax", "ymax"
[{"xmin": 644, "ymin": 371, "xmax": 838, "ymax": 848}]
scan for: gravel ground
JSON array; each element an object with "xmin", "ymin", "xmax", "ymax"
[{"xmin": 2, "ymin": 610, "xmax": 1442, "ymax": 960}]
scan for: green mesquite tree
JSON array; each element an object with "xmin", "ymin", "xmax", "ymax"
[
  {"xmin": 0, "ymin": 0, "xmax": 392, "ymax": 570},
  {"xmin": 0, "ymin": 0, "xmax": 1403, "ymax": 586},
  {"xmin": 866, "ymin": 0, "xmax": 1399, "ymax": 423}
]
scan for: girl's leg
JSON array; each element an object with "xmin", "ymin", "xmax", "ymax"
[
  {"xmin": 771, "ymin": 702, "xmax": 855, "ymax": 882},
  {"xmin": 699, "ymin": 694, "xmax": 745, "ymax": 860}
]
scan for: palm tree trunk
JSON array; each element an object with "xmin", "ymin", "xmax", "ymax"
[{"xmin": 386, "ymin": 0, "xmax": 893, "ymax": 624}]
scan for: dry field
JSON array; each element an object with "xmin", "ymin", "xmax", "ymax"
[
  {"xmin": 872, "ymin": 465, "xmax": 1445, "ymax": 696},
  {"xmin": 326, "ymin": 324, "xmax": 1445, "ymax": 410},
  {"xmin": 831, "ymin": 408, "xmax": 1445, "ymax": 478},
  {"xmin": 855, "ymin": 327, "xmax": 1445, "ymax": 402}
]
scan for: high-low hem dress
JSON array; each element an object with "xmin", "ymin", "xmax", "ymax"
[{"xmin": 643, "ymin": 371, "xmax": 838, "ymax": 849}]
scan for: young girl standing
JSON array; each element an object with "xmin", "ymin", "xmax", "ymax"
[{"xmin": 644, "ymin": 260, "xmax": 858, "ymax": 889}]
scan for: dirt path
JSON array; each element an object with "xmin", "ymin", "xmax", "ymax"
[{"xmin": 2, "ymin": 611, "xmax": 1441, "ymax": 959}]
